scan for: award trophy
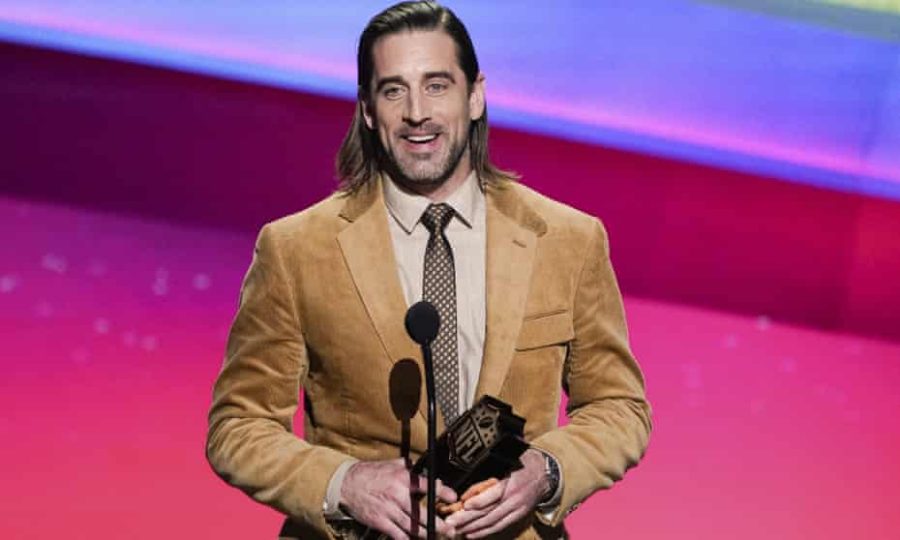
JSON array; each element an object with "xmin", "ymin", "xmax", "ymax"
[
  {"xmin": 412, "ymin": 395, "xmax": 529, "ymax": 496},
  {"xmin": 356, "ymin": 396, "xmax": 528, "ymax": 540}
]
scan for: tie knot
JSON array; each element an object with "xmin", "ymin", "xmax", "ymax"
[{"xmin": 420, "ymin": 203, "xmax": 454, "ymax": 235}]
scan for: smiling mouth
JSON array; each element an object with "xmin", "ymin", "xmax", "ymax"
[{"xmin": 402, "ymin": 133, "xmax": 440, "ymax": 144}]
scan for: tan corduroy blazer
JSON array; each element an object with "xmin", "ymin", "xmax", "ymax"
[{"xmin": 206, "ymin": 177, "xmax": 651, "ymax": 539}]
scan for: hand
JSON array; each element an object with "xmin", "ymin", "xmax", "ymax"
[
  {"xmin": 445, "ymin": 449, "xmax": 550, "ymax": 538},
  {"xmin": 340, "ymin": 458, "xmax": 458, "ymax": 540}
]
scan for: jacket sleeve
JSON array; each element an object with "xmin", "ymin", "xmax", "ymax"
[
  {"xmin": 529, "ymin": 219, "xmax": 652, "ymax": 525},
  {"xmin": 206, "ymin": 224, "xmax": 354, "ymax": 536}
]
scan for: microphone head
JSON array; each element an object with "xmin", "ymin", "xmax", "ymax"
[{"xmin": 405, "ymin": 301, "xmax": 440, "ymax": 345}]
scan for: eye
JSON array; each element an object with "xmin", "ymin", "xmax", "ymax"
[
  {"xmin": 425, "ymin": 81, "xmax": 449, "ymax": 95},
  {"xmin": 382, "ymin": 85, "xmax": 405, "ymax": 100}
]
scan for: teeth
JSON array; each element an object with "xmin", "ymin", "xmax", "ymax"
[{"xmin": 406, "ymin": 134, "xmax": 437, "ymax": 143}]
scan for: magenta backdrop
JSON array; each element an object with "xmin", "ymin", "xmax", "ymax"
[{"xmin": 3, "ymin": 196, "xmax": 899, "ymax": 539}]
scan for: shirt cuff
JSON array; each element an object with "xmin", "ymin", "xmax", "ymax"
[{"xmin": 322, "ymin": 458, "xmax": 358, "ymax": 520}]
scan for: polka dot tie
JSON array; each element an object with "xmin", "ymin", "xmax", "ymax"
[{"xmin": 420, "ymin": 203, "xmax": 460, "ymax": 425}]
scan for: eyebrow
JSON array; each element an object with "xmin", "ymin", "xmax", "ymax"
[{"xmin": 374, "ymin": 70, "xmax": 456, "ymax": 93}]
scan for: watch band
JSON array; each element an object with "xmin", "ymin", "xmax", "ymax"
[{"xmin": 539, "ymin": 451, "xmax": 560, "ymax": 505}]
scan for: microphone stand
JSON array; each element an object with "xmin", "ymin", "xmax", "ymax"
[
  {"xmin": 404, "ymin": 300, "xmax": 441, "ymax": 540},
  {"xmin": 420, "ymin": 334, "xmax": 438, "ymax": 540}
]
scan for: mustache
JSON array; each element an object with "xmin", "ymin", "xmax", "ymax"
[{"xmin": 397, "ymin": 123, "xmax": 443, "ymax": 137}]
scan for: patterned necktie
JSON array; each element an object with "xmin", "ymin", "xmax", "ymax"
[{"xmin": 420, "ymin": 203, "xmax": 460, "ymax": 425}]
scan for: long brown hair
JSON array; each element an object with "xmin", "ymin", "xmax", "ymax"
[{"xmin": 336, "ymin": 1, "xmax": 517, "ymax": 193}]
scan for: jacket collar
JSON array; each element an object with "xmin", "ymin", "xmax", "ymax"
[{"xmin": 339, "ymin": 174, "xmax": 547, "ymax": 237}]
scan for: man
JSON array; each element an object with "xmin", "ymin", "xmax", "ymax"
[{"xmin": 206, "ymin": 2, "xmax": 651, "ymax": 539}]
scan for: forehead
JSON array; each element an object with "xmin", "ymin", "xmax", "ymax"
[{"xmin": 370, "ymin": 30, "xmax": 461, "ymax": 82}]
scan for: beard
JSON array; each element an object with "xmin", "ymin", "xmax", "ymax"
[{"xmin": 380, "ymin": 127, "xmax": 470, "ymax": 189}]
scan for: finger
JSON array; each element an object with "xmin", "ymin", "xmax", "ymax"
[
  {"xmin": 462, "ymin": 478, "xmax": 507, "ymax": 510},
  {"xmin": 410, "ymin": 475, "xmax": 458, "ymax": 505},
  {"xmin": 372, "ymin": 513, "xmax": 408, "ymax": 540},
  {"xmin": 436, "ymin": 516, "xmax": 457, "ymax": 538},
  {"xmin": 465, "ymin": 506, "xmax": 526, "ymax": 539},
  {"xmin": 402, "ymin": 489, "xmax": 454, "ymax": 538},
  {"xmin": 392, "ymin": 507, "xmax": 427, "ymax": 539},
  {"xmin": 397, "ymin": 504, "xmax": 455, "ymax": 539},
  {"xmin": 444, "ymin": 506, "xmax": 491, "ymax": 530},
  {"xmin": 457, "ymin": 496, "xmax": 521, "ymax": 535},
  {"xmin": 459, "ymin": 477, "xmax": 499, "ymax": 501},
  {"xmin": 436, "ymin": 480, "xmax": 458, "ymax": 503},
  {"xmin": 402, "ymin": 483, "xmax": 450, "ymax": 533}
]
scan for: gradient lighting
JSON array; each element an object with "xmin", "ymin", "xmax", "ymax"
[
  {"xmin": 3, "ymin": 196, "xmax": 900, "ymax": 539},
  {"xmin": 820, "ymin": 0, "xmax": 900, "ymax": 13},
  {"xmin": 1, "ymin": 0, "xmax": 899, "ymax": 200}
]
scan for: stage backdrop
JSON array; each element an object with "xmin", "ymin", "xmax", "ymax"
[{"xmin": 2, "ymin": 2, "xmax": 899, "ymax": 539}]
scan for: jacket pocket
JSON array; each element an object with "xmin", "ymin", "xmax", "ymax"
[{"xmin": 515, "ymin": 310, "xmax": 574, "ymax": 351}]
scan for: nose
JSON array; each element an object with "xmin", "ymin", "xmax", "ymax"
[{"xmin": 402, "ymin": 88, "xmax": 430, "ymax": 125}]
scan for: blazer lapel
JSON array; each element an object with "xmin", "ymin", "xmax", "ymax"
[
  {"xmin": 336, "ymin": 179, "xmax": 435, "ymax": 430},
  {"xmin": 475, "ymin": 183, "xmax": 547, "ymax": 401}
]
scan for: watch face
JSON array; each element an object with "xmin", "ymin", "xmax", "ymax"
[{"xmin": 544, "ymin": 453, "xmax": 560, "ymax": 498}]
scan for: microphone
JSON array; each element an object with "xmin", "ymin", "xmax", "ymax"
[
  {"xmin": 405, "ymin": 301, "xmax": 440, "ymax": 540},
  {"xmin": 405, "ymin": 300, "xmax": 440, "ymax": 345}
]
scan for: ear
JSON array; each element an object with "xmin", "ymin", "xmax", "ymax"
[
  {"xmin": 469, "ymin": 72, "xmax": 486, "ymax": 121},
  {"xmin": 361, "ymin": 98, "xmax": 375, "ymax": 130}
]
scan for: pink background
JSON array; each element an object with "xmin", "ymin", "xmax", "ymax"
[{"xmin": 3, "ymin": 196, "xmax": 899, "ymax": 538}]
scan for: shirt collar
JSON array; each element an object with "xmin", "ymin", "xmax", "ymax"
[{"xmin": 382, "ymin": 171, "xmax": 481, "ymax": 234}]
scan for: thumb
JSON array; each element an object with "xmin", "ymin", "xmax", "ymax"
[{"xmin": 436, "ymin": 480, "xmax": 458, "ymax": 503}]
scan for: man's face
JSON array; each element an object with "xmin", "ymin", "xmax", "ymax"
[{"xmin": 363, "ymin": 30, "xmax": 485, "ymax": 189}]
